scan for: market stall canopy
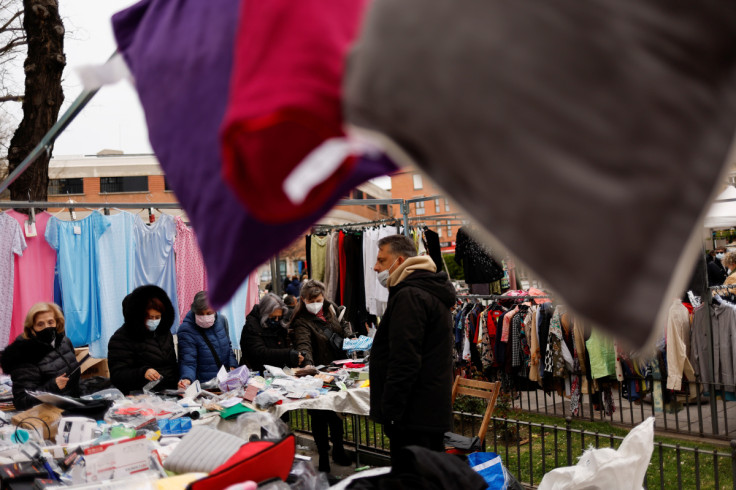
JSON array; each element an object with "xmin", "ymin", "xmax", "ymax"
[{"xmin": 704, "ymin": 186, "xmax": 736, "ymax": 229}]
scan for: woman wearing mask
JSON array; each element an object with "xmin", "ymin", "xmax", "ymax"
[
  {"xmin": 177, "ymin": 291, "xmax": 238, "ymax": 389},
  {"xmin": 240, "ymin": 293, "xmax": 303, "ymax": 373},
  {"xmin": 108, "ymin": 285, "xmax": 179, "ymax": 395},
  {"xmin": 1, "ymin": 303, "xmax": 80, "ymax": 410},
  {"xmin": 291, "ymin": 280, "xmax": 351, "ymax": 473}
]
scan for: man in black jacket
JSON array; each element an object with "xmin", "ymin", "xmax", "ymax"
[{"xmin": 371, "ymin": 234, "xmax": 456, "ymax": 461}]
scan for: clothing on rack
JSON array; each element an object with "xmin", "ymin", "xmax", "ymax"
[
  {"xmin": 90, "ymin": 212, "xmax": 138, "ymax": 358},
  {"xmin": 7, "ymin": 210, "xmax": 53, "ymax": 343},
  {"xmin": 133, "ymin": 213, "xmax": 180, "ymax": 329},
  {"xmin": 45, "ymin": 212, "xmax": 110, "ymax": 347},
  {"xmin": 454, "ymin": 227, "xmax": 504, "ymax": 285},
  {"xmin": 310, "ymin": 234, "xmax": 328, "ymax": 283},
  {"xmin": 665, "ymin": 299, "xmax": 695, "ymax": 391},
  {"xmin": 325, "ymin": 231, "xmax": 340, "ymax": 302},
  {"xmin": 423, "ymin": 228, "xmax": 444, "ymax": 273},
  {"xmin": 174, "ymin": 216, "xmax": 208, "ymax": 322},
  {"xmin": 0, "ymin": 213, "xmax": 26, "ymax": 348}
]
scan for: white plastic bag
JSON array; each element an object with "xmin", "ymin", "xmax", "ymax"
[{"xmin": 538, "ymin": 417, "xmax": 654, "ymax": 490}]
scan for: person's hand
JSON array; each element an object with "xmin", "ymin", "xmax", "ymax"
[
  {"xmin": 178, "ymin": 379, "xmax": 191, "ymax": 390},
  {"xmin": 229, "ymin": 367, "xmax": 235, "ymax": 371},
  {"xmin": 144, "ymin": 368, "xmax": 161, "ymax": 381},
  {"xmin": 298, "ymin": 353, "xmax": 305, "ymax": 365},
  {"xmin": 55, "ymin": 374, "xmax": 69, "ymax": 390}
]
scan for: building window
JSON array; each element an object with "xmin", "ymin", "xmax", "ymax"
[
  {"xmin": 366, "ymin": 193, "xmax": 377, "ymax": 211},
  {"xmin": 435, "ymin": 198, "xmax": 441, "ymax": 213},
  {"xmin": 164, "ymin": 176, "xmax": 172, "ymax": 191},
  {"xmin": 446, "ymin": 220, "xmax": 452, "ymax": 238},
  {"xmin": 48, "ymin": 178, "xmax": 84, "ymax": 195},
  {"xmin": 413, "ymin": 174, "xmax": 423, "ymax": 190},
  {"xmin": 438, "ymin": 226, "xmax": 442, "ymax": 238},
  {"xmin": 379, "ymin": 204, "xmax": 389, "ymax": 216},
  {"xmin": 415, "ymin": 201, "xmax": 425, "ymax": 216},
  {"xmin": 445, "ymin": 198, "xmax": 451, "ymax": 212},
  {"xmin": 352, "ymin": 189, "xmax": 365, "ymax": 200},
  {"xmin": 100, "ymin": 176, "xmax": 149, "ymax": 193}
]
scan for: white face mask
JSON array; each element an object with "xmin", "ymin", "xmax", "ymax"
[
  {"xmin": 716, "ymin": 252, "xmax": 725, "ymax": 260},
  {"xmin": 195, "ymin": 314, "xmax": 216, "ymax": 328},
  {"xmin": 146, "ymin": 318, "xmax": 161, "ymax": 331},
  {"xmin": 306, "ymin": 302, "xmax": 323, "ymax": 315},
  {"xmin": 377, "ymin": 258, "xmax": 399, "ymax": 288}
]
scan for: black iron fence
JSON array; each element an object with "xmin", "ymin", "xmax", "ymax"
[
  {"xmin": 289, "ymin": 409, "xmax": 735, "ymax": 489},
  {"xmin": 510, "ymin": 376, "xmax": 736, "ymax": 441}
]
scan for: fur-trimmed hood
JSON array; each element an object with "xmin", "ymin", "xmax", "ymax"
[{"xmin": 120, "ymin": 285, "xmax": 176, "ymax": 339}]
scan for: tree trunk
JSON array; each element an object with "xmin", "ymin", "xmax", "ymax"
[{"xmin": 6, "ymin": 0, "xmax": 64, "ymax": 204}]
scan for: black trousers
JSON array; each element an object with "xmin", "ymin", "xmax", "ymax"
[
  {"xmin": 384, "ymin": 424, "xmax": 445, "ymax": 462},
  {"xmin": 308, "ymin": 409, "xmax": 344, "ymax": 455}
]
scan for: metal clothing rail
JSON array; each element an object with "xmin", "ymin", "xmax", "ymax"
[
  {"xmin": 457, "ymin": 293, "xmax": 552, "ymax": 300},
  {"xmin": 0, "ymin": 201, "xmax": 182, "ymax": 209}
]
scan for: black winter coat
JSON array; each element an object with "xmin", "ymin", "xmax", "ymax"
[
  {"xmin": 1, "ymin": 332, "xmax": 80, "ymax": 410},
  {"xmin": 108, "ymin": 285, "xmax": 179, "ymax": 395},
  {"xmin": 240, "ymin": 304, "xmax": 299, "ymax": 373},
  {"xmin": 369, "ymin": 270, "xmax": 456, "ymax": 432},
  {"xmin": 292, "ymin": 301, "xmax": 346, "ymax": 367}
]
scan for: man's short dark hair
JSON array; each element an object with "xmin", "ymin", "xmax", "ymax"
[{"xmin": 378, "ymin": 234, "xmax": 417, "ymax": 259}]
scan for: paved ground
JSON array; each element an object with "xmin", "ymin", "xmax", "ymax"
[{"xmin": 295, "ymin": 434, "xmax": 389, "ymax": 484}]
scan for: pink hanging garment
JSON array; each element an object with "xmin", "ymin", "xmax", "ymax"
[
  {"xmin": 7, "ymin": 211, "xmax": 55, "ymax": 342},
  {"xmin": 0, "ymin": 213, "xmax": 26, "ymax": 348},
  {"xmin": 173, "ymin": 216, "xmax": 208, "ymax": 321},
  {"xmin": 245, "ymin": 273, "xmax": 259, "ymax": 314},
  {"xmin": 220, "ymin": 0, "xmax": 370, "ymax": 223}
]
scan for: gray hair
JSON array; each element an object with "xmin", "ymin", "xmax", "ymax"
[
  {"xmin": 191, "ymin": 291, "xmax": 210, "ymax": 314},
  {"xmin": 725, "ymin": 251, "xmax": 736, "ymax": 269},
  {"xmin": 300, "ymin": 279, "xmax": 326, "ymax": 301},
  {"xmin": 378, "ymin": 234, "xmax": 417, "ymax": 259},
  {"xmin": 259, "ymin": 293, "xmax": 286, "ymax": 326}
]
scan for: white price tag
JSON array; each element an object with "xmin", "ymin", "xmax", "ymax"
[{"xmin": 73, "ymin": 225, "xmax": 82, "ymax": 235}]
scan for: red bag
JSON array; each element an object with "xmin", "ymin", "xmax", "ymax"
[{"xmin": 187, "ymin": 435, "xmax": 295, "ymax": 490}]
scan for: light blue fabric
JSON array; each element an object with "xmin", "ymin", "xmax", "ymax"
[
  {"xmin": 45, "ymin": 212, "xmax": 110, "ymax": 347},
  {"xmin": 218, "ymin": 276, "xmax": 249, "ymax": 346},
  {"xmin": 133, "ymin": 214, "xmax": 180, "ymax": 330},
  {"xmin": 90, "ymin": 212, "xmax": 139, "ymax": 358}
]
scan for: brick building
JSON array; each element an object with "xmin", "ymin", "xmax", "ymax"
[{"xmin": 389, "ymin": 167, "xmax": 462, "ymax": 249}]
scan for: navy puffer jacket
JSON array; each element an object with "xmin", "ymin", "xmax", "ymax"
[{"xmin": 177, "ymin": 311, "xmax": 238, "ymax": 382}]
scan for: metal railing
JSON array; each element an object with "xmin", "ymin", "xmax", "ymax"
[
  {"xmin": 289, "ymin": 410, "xmax": 735, "ymax": 489},
  {"xmin": 509, "ymin": 376, "xmax": 736, "ymax": 440}
]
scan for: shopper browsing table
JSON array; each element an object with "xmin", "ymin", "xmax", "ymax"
[
  {"xmin": 177, "ymin": 291, "xmax": 238, "ymax": 389},
  {"xmin": 371, "ymin": 234, "xmax": 456, "ymax": 461},
  {"xmin": 1, "ymin": 302, "xmax": 81, "ymax": 410},
  {"xmin": 291, "ymin": 279, "xmax": 352, "ymax": 473},
  {"xmin": 108, "ymin": 285, "xmax": 179, "ymax": 395},
  {"xmin": 240, "ymin": 293, "xmax": 303, "ymax": 373}
]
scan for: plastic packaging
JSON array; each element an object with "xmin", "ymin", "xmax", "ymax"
[
  {"xmin": 254, "ymin": 390, "xmax": 282, "ymax": 410},
  {"xmin": 288, "ymin": 459, "xmax": 329, "ymax": 490},
  {"xmin": 104, "ymin": 396, "xmax": 185, "ymax": 427},
  {"xmin": 220, "ymin": 366, "xmax": 250, "ymax": 392},
  {"xmin": 81, "ymin": 388, "xmax": 125, "ymax": 402},
  {"xmin": 218, "ymin": 411, "xmax": 290, "ymax": 442}
]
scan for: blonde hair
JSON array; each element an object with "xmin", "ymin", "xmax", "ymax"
[
  {"xmin": 23, "ymin": 302, "xmax": 65, "ymax": 339},
  {"xmin": 724, "ymin": 251, "xmax": 736, "ymax": 270}
]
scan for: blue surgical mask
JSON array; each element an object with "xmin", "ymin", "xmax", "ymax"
[
  {"xmin": 146, "ymin": 318, "xmax": 161, "ymax": 331},
  {"xmin": 377, "ymin": 258, "xmax": 399, "ymax": 288}
]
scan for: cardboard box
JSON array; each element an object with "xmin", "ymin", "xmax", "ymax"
[
  {"xmin": 75, "ymin": 347, "xmax": 110, "ymax": 379},
  {"xmin": 11, "ymin": 403, "xmax": 64, "ymax": 440}
]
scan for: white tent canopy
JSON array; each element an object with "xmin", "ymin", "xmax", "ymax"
[{"xmin": 704, "ymin": 186, "xmax": 736, "ymax": 228}]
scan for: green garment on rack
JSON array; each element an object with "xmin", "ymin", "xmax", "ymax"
[
  {"xmin": 310, "ymin": 235, "xmax": 328, "ymax": 282},
  {"xmin": 586, "ymin": 329, "xmax": 616, "ymax": 379}
]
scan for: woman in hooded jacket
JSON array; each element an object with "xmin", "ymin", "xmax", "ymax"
[
  {"xmin": 177, "ymin": 291, "xmax": 238, "ymax": 389},
  {"xmin": 240, "ymin": 293, "xmax": 303, "ymax": 373},
  {"xmin": 290, "ymin": 279, "xmax": 351, "ymax": 473},
  {"xmin": 1, "ymin": 302, "xmax": 80, "ymax": 410},
  {"xmin": 108, "ymin": 285, "xmax": 179, "ymax": 395}
]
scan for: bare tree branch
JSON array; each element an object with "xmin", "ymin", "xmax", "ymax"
[
  {"xmin": 0, "ymin": 94, "xmax": 21, "ymax": 102},
  {"xmin": 0, "ymin": 9, "xmax": 20, "ymax": 33}
]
